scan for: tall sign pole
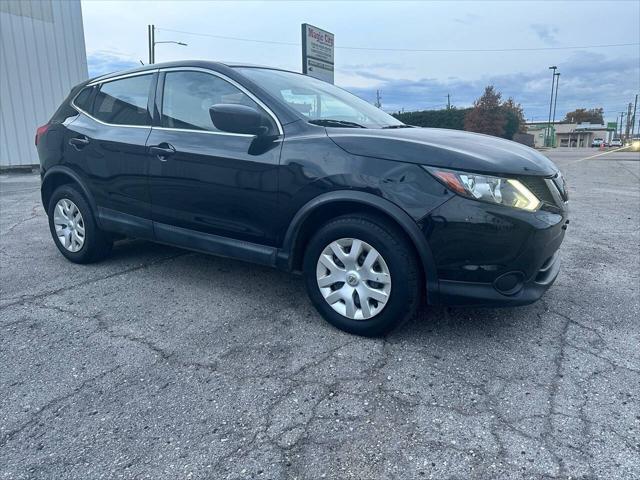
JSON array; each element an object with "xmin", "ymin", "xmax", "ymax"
[{"xmin": 301, "ymin": 24, "xmax": 335, "ymax": 84}]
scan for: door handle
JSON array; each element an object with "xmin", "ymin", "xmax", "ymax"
[
  {"xmin": 149, "ymin": 143, "xmax": 176, "ymax": 161},
  {"xmin": 69, "ymin": 136, "xmax": 90, "ymax": 150}
]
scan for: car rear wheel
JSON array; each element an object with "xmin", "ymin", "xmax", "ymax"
[
  {"xmin": 303, "ymin": 214, "xmax": 422, "ymax": 336},
  {"xmin": 47, "ymin": 185, "xmax": 112, "ymax": 264}
]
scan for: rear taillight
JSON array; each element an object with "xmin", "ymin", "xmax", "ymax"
[{"xmin": 35, "ymin": 124, "xmax": 50, "ymax": 146}]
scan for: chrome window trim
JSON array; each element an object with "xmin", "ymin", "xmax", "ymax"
[
  {"xmin": 86, "ymin": 69, "xmax": 159, "ymax": 87},
  {"xmin": 158, "ymin": 66, "xmax": 284, "ymax": 136},
  {"xmin": 152, "ymin": 126, "xmax": 254, "ymax": 138},
  {"xmin": 71, "ymin": 66, "xmax": 284, "ymax": 136},
  {"xmin": 71, "ymin": 70, "xmax": 157, "ymax": 129}
]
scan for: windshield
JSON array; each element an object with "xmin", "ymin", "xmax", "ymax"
[{"xmin": 236, "ymin": 67, "xmax": 404, "ymax": 129}]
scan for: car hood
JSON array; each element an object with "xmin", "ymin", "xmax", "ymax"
[{"xmin": 327, "ymin": 127, "xmax": 558, "ymax": 177}]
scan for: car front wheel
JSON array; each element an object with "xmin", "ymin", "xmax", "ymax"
[{"xmin": 303, "ymin": 214, "xmax": 422, "ymax": 336}]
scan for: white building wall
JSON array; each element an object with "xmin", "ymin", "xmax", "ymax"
[{"xmin": 1, "ymin": 0, "xmax": 88, "ymax": 168}]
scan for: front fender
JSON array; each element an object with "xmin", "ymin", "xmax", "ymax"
[{"xmin": 277, "ymin": 190, "xmax": 441, "ymax": 303}]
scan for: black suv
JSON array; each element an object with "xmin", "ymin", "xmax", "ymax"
[{"xmin": 36, "ymin": 61, "xmax": 569, "ymax": 336}]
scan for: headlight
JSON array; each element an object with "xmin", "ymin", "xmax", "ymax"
[{"xmin": 425, "ymin": 167, "xmax": 541, "ymax": 211}]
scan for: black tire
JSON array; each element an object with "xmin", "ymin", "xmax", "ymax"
[
  {"xmin": 303, "ymin": 214, "xmax": 422, "ymax": 337},
  {"xmin": 47, "ymin": 184, "xmax": 112, "ymax": 264}
]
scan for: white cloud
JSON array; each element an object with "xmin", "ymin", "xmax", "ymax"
[{"xmin": 87, "ymin": 50, "xmax": 140, "ymax": 77}]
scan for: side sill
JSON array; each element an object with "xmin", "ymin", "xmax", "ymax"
[
  {"xmin": 98, "ymin": 207, "xmax": 154, "ymax": 240},
  {"xmin": 154, "ymin": 222, "xmax": 277, "ymax": 267}
]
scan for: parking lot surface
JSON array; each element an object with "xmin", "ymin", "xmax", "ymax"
[{"xmin": 1, "ymin": 148, "xmax": 639, "ymax": 479}]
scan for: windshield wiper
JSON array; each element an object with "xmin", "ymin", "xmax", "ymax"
[
  {"xmin": 308, "ymin": 119, "xmax": 366, "ymax": 128},
  {"xmin": 381, "ymin": 124, "xmax": 413, "ymax": 129}
]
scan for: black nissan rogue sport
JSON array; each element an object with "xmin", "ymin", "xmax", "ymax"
[{"xmin": 36, "ymin": 61, "xmax": 569, "ymax": 336}]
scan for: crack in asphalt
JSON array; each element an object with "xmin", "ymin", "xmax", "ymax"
[
  {"xmin": 0, "ymin": 252, "xmax": 191, "ymax": 310},
  {"xmin": 0, "ymin": 366, "xmax": 121, "ymax": 448},
  {"xmin": 1, "ymin": 202, "xmax": 42, "ymax": 235}
]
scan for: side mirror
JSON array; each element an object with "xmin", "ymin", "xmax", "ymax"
[{"xmin": 209, "ymin": 104, "xmax": 267, "ymax": 136}]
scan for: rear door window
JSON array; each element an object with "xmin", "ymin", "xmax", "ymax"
[{"xmin": 92, "ymin": 75, "xmax": 153, "ymax": 126}]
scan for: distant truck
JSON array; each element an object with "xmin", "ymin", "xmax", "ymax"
[{"xmin": 591, "ymin": 138, "xmax": 605, "ymax": 148}]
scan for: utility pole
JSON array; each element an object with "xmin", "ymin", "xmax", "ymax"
[
  {"xmin": 550, "ymin": 72, "xmax": 560, "ymax": 147},
  {"xmin": 545, "ymin": 66, "xmax": 558, "ymax": 147},
  {"xmin": 625, "ymin": 102, "xmax": 633, "ymax": 141},
  {"xmin": 619, "ymin": 112, "xmax": 626, "ymax": 138},
  {"xmin": 374, "ymin": 90, "xmax": 382, "ymax": 109},
  {"xmin": 447, "ymin": 93, "xmax": 451, "ymax": 110}
]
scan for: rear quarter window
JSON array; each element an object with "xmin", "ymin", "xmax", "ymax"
[
  {"xmin": 73, "ymin": 86, "xmax": 95, "ymax": 113},
  {"xmin": 92, "ymin": 74, "xmax": 153, "ymax": 126},
  {"xmin": 50, "ymin": 84, "xmax": 88, "ymax": 123}
]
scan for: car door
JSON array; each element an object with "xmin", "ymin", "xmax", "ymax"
[
  {"xmin": 147, "ymin": 68, "xmax": 282, "ymax": 247},
  {"xmin": 63, "ymin": 72, "xmax": 155, "ymax": 233}
]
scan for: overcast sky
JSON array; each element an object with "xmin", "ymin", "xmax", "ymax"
[{"xmin": 81, "ymin": 0, "xmax": 640, "ymax": 123}]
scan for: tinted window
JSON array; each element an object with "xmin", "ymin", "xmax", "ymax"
[
  {"xmin": 73, "ymin": 86, "xmax": 95, "ymax": 112},
  {"xmin": 161, "ymin": 71, "xmax": 260, "ymax": 131},
  {"xmin": 93, "ymin": 75, "xmax": 152, "ymax": 126}
]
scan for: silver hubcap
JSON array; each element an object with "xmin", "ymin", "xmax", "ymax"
[
  {"xmin": 53, "ymin": 198, "xmax": 85, "ymax": 252},
  {"xmin": 316, "ymin": 238, "xmax": 391, "ymax": 320}
]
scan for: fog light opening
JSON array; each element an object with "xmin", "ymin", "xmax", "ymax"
[{"xmin": 493, "ymin": 271, "xmax": 525, "ymax": 296}]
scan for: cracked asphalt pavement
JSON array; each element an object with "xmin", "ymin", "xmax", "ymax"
[{"xmin": 1, "ymin": 148, "xmax": 639, "ymax": 479}]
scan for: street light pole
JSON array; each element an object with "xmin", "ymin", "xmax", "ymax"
[
  {"xmin": 148, "ymin": 25, "xmax": 154, "ymax": 64},
  {"xmin": 550, "ymin": 72, "xmax": 560, "ymax": 147},
  {"xmin": 148, "ymin": 24, "xmax": 187, "ymax": 64},
  {"xmin": 546, "ymin": 66, "xmax": 558, "ymax": 147},
  {"xmin": 631, "ymin": 94, "xmax": 638, "ymax": 141}
]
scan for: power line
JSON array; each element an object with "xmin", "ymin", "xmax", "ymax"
[{"xmin": 156, "ymin": 27, "xmax": 639, "ymax": 53}]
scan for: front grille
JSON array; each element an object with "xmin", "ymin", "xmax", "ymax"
[{"xmin": 518, "ymin": 176, "xmax": 556, "ymax": 205}]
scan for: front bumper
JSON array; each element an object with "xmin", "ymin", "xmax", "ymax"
[
  {"xmin": 422, "ymin": 194, "xmax": 568, "ymax": 307},
  {"xmin": 437, "ymin": 250, "xmax": 561, "ymax": 306}
]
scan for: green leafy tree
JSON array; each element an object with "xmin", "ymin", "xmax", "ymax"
[
  {"xmin": 464, "ymin": 86, "xmax": 506, "ymax": 137},
  {"xmin": 502, "ymin": 97, "xmax": 526, "ymax": 140},
  {"xmin": 392, "ymin": 87, "xmax": 526, "ymax": 140},
  {"xmin": 564, "ymin": 108, "xmax": 604, "ymax": 124}
]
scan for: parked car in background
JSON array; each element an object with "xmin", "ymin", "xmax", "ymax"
[
  {"xmin": 35, "ymin": 61, "xmax": 569, "ymax": 336},
  {"xmin": 591, "ymin": 138, "xmax": 604, "ymax": 148},
  {"xmin": 610, "ymin": 138, "xmax": 623, "ymax": 147}
]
